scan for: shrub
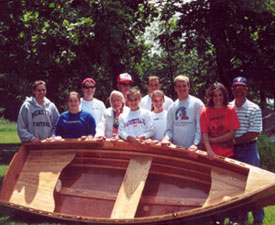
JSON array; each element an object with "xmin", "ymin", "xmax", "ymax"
[{"xmin": 258, "ymin": 134, "xmax": 275, "ymax": 173}]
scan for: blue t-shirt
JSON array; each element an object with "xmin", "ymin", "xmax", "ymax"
[{"xmin": 55, "ymin": 110, "xmax": 96, "ymax": 139}]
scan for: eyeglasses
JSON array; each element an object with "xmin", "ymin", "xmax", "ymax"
[{"xmin": 83, "ymin": 86, "xmax": 96, "ymax": 89}]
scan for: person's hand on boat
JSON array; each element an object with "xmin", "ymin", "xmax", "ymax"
[
  {"xmin": 43, "ymin": 137, "xmax": 56, "ymax": 142},
  {"xmin": 80, "ymin": 135, "xmax": 93, "ymax": 141},
  {"xmin": 96, "ymin": 136, "xmax": 106, "ymax": 142},
  {"xmin": 127, "ymin": 136, "xmax": 142, "ymax": 146},
  {"xmin": 137, "ymin": 135, "xmax": 146, "ymax": 142},
  {"xmin": 207, "ymin": 149, "xmax": 216, "ymax": 160},
  {"xmin": 32, "ymin": 137, "xmax": 41, "ymax": 143},
  {"xmin": 188, "ymin": 144, "xmax": 198, "ymax": 152},
  {"xmin": 44, "ymin": 136, "xmax": 62, "ymax": 142},
  {"xmin": 143, "ymin": 139, "xmax": 158, "ymax": 146},
  {"xmin": 110, "ymin": 135, "xmax": 120, "ymax": 144},
  {"xmin": 187, "ymin": 144, "xmax": 199, "ymax": 158},
  {"xmin": 160, "ymin": 138, "xmax": 171, "ymax": 148}
]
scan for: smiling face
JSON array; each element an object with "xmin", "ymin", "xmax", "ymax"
[
  {"xmin": 127, "ymin": 93, "xmax": 141, "ymax": 111},
  {"xmin": 212, "ymin": 89, "xmax": 224, "ymax": 109},
  {"xmin": 147, "ymin": 79, "xmax": 161, "ymax": 94},
  {"xmin": 111, "ymin": 94, "xmax": 123, "ymax": 111},
  {"xmin": 33, "ymin": 84, "xmax": 46, "ymax": 102},
  {"xmin": 67, "ymin": 93, "xmax": 80, "ymax": 113},
  {"xmin": 82, "ymin": 81, "xmax": 96, "ymax": 100},
  {"xmin": 232, "ymin": 85, "xmax": 248, "ymax": 100},
  {"xmin": 152, "ymin": 94, "xmax": 164, "ymax": 113},
  {"xmin": 174, "ymin": 80, "xmax": 190, "ymax": 101}
]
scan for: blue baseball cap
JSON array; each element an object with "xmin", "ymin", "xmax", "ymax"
[{"xmin": 232, "ymin": 76, "xmax": 247, "ymax": 86}]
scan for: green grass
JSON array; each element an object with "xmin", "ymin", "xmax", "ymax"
[
  {"xmin": 0, "ymin": 117, "xmax": 20, "ymax": 144},
  {"xmin": 0, "ymin": 118, "xmax": 274, "ymax": 224}
]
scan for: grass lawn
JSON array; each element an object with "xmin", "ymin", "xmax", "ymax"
[
  {"xmin": 0, "ymin": 117, "xmax": 20, "ymax": 144},
  {"xmin": 0, "ymin": 118, "xmax": 274, "ymax": 225}
]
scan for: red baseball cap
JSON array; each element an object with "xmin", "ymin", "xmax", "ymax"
[
  {"xmin": 117, "ymin": 73, "xmax": 133, "ymax": 83},
  {"xmin": 82, "ymin": 78, "xmax": 96, "ymax": 86}
]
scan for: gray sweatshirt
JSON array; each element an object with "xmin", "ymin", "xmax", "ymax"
[
  {"xmin": 17, "ymin": 96, "xmax": 60, "ymax": 142},
  {"xmin": 165, "ymin": 95, "xmax": 204, "ymax": 147}
]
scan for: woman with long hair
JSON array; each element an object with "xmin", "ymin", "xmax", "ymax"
[{"xmin": 200, "ymin": 82, "xmax": 240, "ymax": 159}]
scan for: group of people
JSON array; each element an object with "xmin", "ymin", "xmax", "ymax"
[{"xmin": 17, "ymin": 73, "xmax": 264, "ymax": 225}]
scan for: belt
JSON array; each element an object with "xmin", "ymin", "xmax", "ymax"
[{"xmin": 234, "ymin": 140, "xmax": 256, "ymax": 147}]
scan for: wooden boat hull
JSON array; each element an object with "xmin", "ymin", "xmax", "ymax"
[{"xmin": 0, "ymin": 140, "xmax": 275, "ymax": 224}]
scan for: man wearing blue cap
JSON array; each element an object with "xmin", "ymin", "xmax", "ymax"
[{"xmin": 229, "ymin": 76, "xmax": 264, "ymax": 225}]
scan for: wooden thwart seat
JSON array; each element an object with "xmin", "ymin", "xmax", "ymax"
[{"xmin": 110, "ymin": 156, "xmax": 152, "ymax": 219}]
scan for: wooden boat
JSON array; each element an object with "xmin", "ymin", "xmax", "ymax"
[{"xmin": 0, "ymin": 139, "xmax": 275, "ymax": 224}]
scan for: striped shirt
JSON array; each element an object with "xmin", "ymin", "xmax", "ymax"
[{"xmin": 229, "ymin": 99, "xmax": 262, "ymax": 138}]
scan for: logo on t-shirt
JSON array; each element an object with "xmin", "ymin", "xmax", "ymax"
[
  {"xmin": 175, "ymin": 107, "xmax": 189, "ymax": 120},
  {"xmin": 124, "ymin": 118, "xmax": 145, "ymax": 128}
]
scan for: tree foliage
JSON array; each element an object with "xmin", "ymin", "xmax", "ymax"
[
  {"xmin": 0, "ymin": 0, "xmax": 157, "ymax": 120},
  {"xmin": 0, "ymin": 0, "xmax": 274, "ymax": 121},
  {"xmin": 156, "ymin": 0, "xmax": 275, "ymax": 102}
]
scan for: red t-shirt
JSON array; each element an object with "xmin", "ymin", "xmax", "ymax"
[{"xmin": 200, "ymin": 106, "xmax": 240, "ymax": 157}]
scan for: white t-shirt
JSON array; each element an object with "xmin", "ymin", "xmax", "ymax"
[
  {"xmin": 118, "ymin": 108, "xmax": 155, "ymax": 140},
  {"xmin": 151, "ymin": 110, "xmax": 167, "ymax": 141},
  {"xmin": 140, "ymin": 94, "xmax": 174, "ymax": 111},
  {"xmin": 80, "ymin": 98, "xmax": 106, "ymax": 125}
]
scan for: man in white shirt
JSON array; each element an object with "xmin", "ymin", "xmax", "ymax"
[
  {"xmin": 80, "ymin": 78, "xmax": 106, "ymax": 125},
  {"xmin": 140, "ymin": 76, "xmax": 173, "ymax": 111},
  {"xmin": 161, "ymin": 75, "xmax": 204, "ymax": 150},
  {"xmin": 229, "ymin": 76, "xmax": 264, "ymax": 225}
]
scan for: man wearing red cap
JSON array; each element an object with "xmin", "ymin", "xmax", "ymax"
[
  {"xmin": 80, "ymin": 78, "xmax": 106, "ymax": 125},
  {"xmin": 229, "ymin": 76, "xmax": 264, "ymax": 225},
  {"xmin": 117, "ymin": 73, "xmax": 133, "ymax": 106}
]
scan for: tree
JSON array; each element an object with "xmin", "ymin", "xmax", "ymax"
[
  {"xmin": 156, "ymin": 0, "xmax": 275, "ymax": 104},
  {"xmin": 0, "ymin": 0, "xmax": 157, "ymax": 120}
]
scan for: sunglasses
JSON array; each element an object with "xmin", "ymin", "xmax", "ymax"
[{"xmin": 83, "ymin": 85, "xmax": 96, "ymax": 89}]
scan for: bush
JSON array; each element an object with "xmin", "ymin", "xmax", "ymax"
[{"xmin": 258, "ymin": 134, "xmax": 275, "ymax": 173}]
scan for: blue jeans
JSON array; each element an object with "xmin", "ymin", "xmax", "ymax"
[{"xmin": 232, "ymin": 142, "xmax": 265, "ymax": 222}]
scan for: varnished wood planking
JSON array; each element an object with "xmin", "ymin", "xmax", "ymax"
[
  {"xmin": 111, "ymin": 157, "xmax": 152, "ymax": 219},
  {"xmin": 0, "ymin": 145, "xmax": 28, "ymax": 201},
  {"xmin": 9, "ymin": 151, "xmax": 75, "ymax": 212},
  {"xmin": 69, "ymin": 163, "xmax": 211, "ymax": 185},
  {"xmin": 26, "ymin": 140, "xmax": 249, "ymax": 176},
  {"xmin": 59, "ymin": 186, "xmax": 205, "ymax": 207},
  {"xmin": 73, "ymin": 156, "xmax": 211, "ymax": 182},
  {"xmin": 203, "ymin": 167, "xmax": 247, "ymax": 207},
  {"xmin": 246, "ymin": 166, "xmax": 275, "ymax": 193}
]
